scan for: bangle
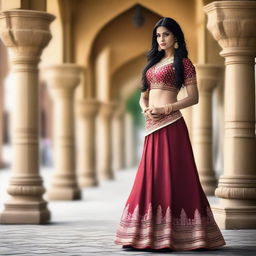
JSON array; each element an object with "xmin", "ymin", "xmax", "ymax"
[
  {"xmin": 141, "ymin": 108, "xmax": 147, "ymax": 114},
  {"xmin": 164, "ymin": 103, "xmax": 173, "ymax": 115}
]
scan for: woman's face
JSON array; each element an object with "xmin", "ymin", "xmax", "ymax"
[{"xmin": 156, "ymin": 26, "xmax": 176, "ymax": 51}]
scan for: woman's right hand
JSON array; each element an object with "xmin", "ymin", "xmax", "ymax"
[{"xmin": 142, "ymin": 107, "xmax": 162, "ymax": 121}]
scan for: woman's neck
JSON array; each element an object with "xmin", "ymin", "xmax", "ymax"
[{"xmin": 164, "ymin": 48, "xmax": 175, "ymax": 58}]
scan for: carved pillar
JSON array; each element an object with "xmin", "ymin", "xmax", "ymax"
[
  {"xmin": 204, "ymin": 1, "xmax": 256, "ymax": 228},
  {"xmin": 0, "ymin": 41, "xmax": 8, "ymax": 168},
  {"xmin": 193, "ymin": 64, "xmax": 223, "ymax": 195},
  {"xmin": 178, "ymin": 89, "xmax": 193, "ymax": 135},
  {"xmin": 0, "ymin": 9, "xmax": 54, "ymax": 224},
  {"xmin": 96, "ymin": 101, "xmax": 116, "ymax": 180},
  {"xmin": 0, "ymin": 84, "xmax": 3, "ymax": 168},
  {"xmin": 124, "ymin": 112, "xmax": 136, "ymax": 168},
  {"xmin": 76, "ymin": 99, "xmax": 100, "ymax": 187},
  {"xmin": 43, "ymin": 64, "xmax": 82, "ymax": 200},
  {"xmin": 0, "ymin": 47, "xmax": 6, "ymax": 169},
  {"xmin": 112, "ymin": 105, "xmax": 125, "ymax": 171}
]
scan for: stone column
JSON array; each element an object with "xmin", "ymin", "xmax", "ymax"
[
  {"xmin": 0, "ymin": 66, "xmax": 4, "ymax": 169},
  {"xmin": 96, "ymin": 101, "xmax": 116, "ymax": 180},
  {"xmin": 0, "ymin": 9, "xmax": 54, "ymax": 224},
  {"xmin": 112, "ymin": 105, "xmax": 125, "ymax": 171},
  {"xmin": 178, "ymin": 89, "xmax": 193, "ymax": 135},
  {"xmin": 76, "ymin": 99, "xmax": 100, "ymax": 187},
  {"xmin": 43, "ymin": 64, "xmax": 82, "ymax": 200},
  {"xmin": 0, "ymin": 41, "xmax": 8, "ymax": 169},
  {"xmin": 0, "ymin": 100, "xmax": 3, "ymax": 168},
  {"xmin": 192, "ymin": 64, "xmax": 223, "ymax": 195},
  {"xmin": 204, "ymin": 1, "xmax": 256, "ymax": 228},
  {"xmin": 124, "ymin": 112, "xmax": 136, "ymax": 168}
]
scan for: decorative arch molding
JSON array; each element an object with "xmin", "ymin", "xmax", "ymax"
[
  {"xmin": 88, "ymin": 3, "xmax": 161, "ymax": 74},
  {"xmin": 91, "ymin": 2, "xmax": 161, "ymax": 49},
  {"xmin": 111, "ymin": 53, "xmax": 146, "ymax": 101},
  {"xmin": 74, "ymin": 1, "xmax": 161, "ymax": 66}
]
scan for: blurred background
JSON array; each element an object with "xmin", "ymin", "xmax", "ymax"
[
  {"xmin": 1, "ymin": 0, "xmax": 256, "ymax": 231},
  {"xmin": 0, "ymin": 0, "xmax": 225, "ymax": 176}
]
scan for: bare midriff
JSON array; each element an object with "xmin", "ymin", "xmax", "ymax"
[{"xmin": 148, "ymin": 88, "xmax": 178, "ymax": 107}]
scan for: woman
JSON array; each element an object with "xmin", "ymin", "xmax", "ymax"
[{"xmin": 114, "ymin": 17, "xmax": 226, "ymax": 251}]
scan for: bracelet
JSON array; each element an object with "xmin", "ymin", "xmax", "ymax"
[
  {"xmin": 141, "ymin": 107, "xmax": 149, "ymax": 114},
  {"xmin": 164, "ymin": 103, "xmax": 173, "ymax": 115}
]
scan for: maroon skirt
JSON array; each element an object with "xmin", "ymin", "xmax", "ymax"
[{"xmin": 114, "ymin": 117, "xmax": 226, "ymax": 251}]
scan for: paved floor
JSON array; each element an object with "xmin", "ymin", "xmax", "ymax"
[{"xmin": 0, "ymin": 165, "xmax": 256, "ymax": 256}]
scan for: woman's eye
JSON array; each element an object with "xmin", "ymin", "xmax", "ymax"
[{"xmin": 157, "ymin": 33, "xmax": 169, "ymax": 37}]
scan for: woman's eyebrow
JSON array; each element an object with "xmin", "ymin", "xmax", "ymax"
[{"xmin": 156, "ymin": 31, "xmax": 169, "ymax": 35}]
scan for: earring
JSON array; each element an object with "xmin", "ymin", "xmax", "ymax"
[
  {"xmin": 158, "ymin": 45, "xmax": 162, "ymax": 51},
  {"xmin": 174, "ymin": 41, "xmax": 179, "ymax": 49}
]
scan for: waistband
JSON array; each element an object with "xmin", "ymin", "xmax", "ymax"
[{"xmin": 144, "ymin": 110, "xmax": 183, "ymax": 136}]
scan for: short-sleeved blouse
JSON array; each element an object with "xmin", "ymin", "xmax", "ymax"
[
  {"xmin": 146, "ymin": 57, "xmax": 197, "ymax": 92},
  {"xmin": 144, "ymin": 57, "xmax": 197, "ymax": 136}
]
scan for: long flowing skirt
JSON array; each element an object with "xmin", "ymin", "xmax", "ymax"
[{"xmin": 114, "ymin": 117, "xmax": 226, "ymax": 251}]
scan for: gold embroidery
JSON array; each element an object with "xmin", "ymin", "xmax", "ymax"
[
  {"xmin": 145, "ymin": 111, "xmax": 183, "ymax": 136},
  {"xmin": 184, "ymin": 75, "xmax": 197, "ymax": 86},
  {"xmin": 150, "ymin": 83, "xmax": 179, "ymax": 92},
  {"xmin": 154, "ymin": 58, "xmax": 174, "ymax": 70},
  {"xmin": 115, "ymin": 203, "xmax": 226, "ymax": 250}
]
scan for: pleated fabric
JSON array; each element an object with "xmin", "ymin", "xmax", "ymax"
[{"xmin": 114, "ymin": 117, "xmax": 226, "ymax": 251}]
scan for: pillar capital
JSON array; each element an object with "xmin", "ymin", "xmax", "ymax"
[
  {"xmin": 0, "ymin": 9, "xmax": 55, "ymax": 59},
  {"xmin": 203, "ymin": 1, "xmax": 256, "ymax": 57},
  {"xmin": 113, "ymin": 104, "xmax": 125, "ymax": 119},
  {"xmin": 195, "ymin": 64, "xmax": 223, "ymax": 92},
  {"xmin": 43, "ymin": 64, "xmax": 83, "ymax": 97},
  {"xmin": 98, "ymin": 101, "xmax": 118, "ymax": 120},
  {"xmin": 76, "ymin": 99, "xmax": 101, "ymax": 119}
]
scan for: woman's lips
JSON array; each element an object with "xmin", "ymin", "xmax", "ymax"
[{"xmin": 160, "ymin": 43, "xmax": 166, "ymax": 46}]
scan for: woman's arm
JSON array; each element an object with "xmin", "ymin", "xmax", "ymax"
[
  {"xmin": 172, "ymin": 58, "xmax": 199, "ymax": 111},
  {"xmin": 139, "ymin": 89, "xmax": 149, "ymax": 112},
  {"xmin": 149, "ymin": 84, "xmax": 198, "ymax": 115},
  {"xmin": 171, "ymin": 82, "xmax": 199, "ymax": 111}
]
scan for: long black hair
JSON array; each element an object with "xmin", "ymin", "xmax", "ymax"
[{"xmin": 141, "ymin": 17, "xmax": 188, "ymax": 92}]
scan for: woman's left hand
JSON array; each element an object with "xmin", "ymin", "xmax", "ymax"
[{"xmin": 147, "ymin": 105, "xmax": 164, "ymax": 120}]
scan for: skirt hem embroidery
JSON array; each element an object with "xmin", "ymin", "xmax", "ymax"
[{"xmin": 115, "ymin": 203, "xmax": 226, "ymax": 251}]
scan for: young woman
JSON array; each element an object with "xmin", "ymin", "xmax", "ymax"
[{"xmin": 114, "ymin": 17, "xmax": 226, "ymax": 251}]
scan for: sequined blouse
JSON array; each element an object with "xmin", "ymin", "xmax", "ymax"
[{"xmin": 144, "ymin": 57, "xmax": 197, "ymax": 136}]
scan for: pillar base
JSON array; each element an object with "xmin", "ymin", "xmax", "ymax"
[
  {"xmin": 47, "ymin": 187, "xmax": 81, "ymax": 201},
  {"xmin": 200, "ymin": 175, "xmax": 217, "ymax": 195},
  {"xmin": 0, "ymin": 200, "xmax": 50, "ymax": 224},
  {"xmin": 79, "ymin": 176, "xmax": 98, "ymax": 188},
  {"xmin": 98, "ymin": 171, "xmax": 114, "ymax": 181},
  {"xmin": 0, "ymin": 161, "xmax": 6, "ymax": 169},
  {"xmin": 212, "ymin": 204, "xmax": 256, "ymax": 229},
  {"xmin": 47, "ymin": 172, "xmax": 82, "ymax": 200}
]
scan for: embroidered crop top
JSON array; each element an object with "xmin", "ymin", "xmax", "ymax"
[
  {"xmin": 145, "ymin": 57, "xmax": 197, "ymax": 93},
  {"xmin": 144, "ymin": 57, "xmax": 197, "ymax": 136}
]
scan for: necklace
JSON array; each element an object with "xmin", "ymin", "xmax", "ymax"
[
  {"xmin": 161, "ymin": 56, "xmax": 174, "ymax": 62},
  {"xmin": 155, "ymin": 56, "xmax": 174, "ymax": 69}
]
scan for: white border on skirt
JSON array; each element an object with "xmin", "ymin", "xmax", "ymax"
[{"xmin": 144, "ymin": 115, "xmax": 183, "ymax": 137}]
